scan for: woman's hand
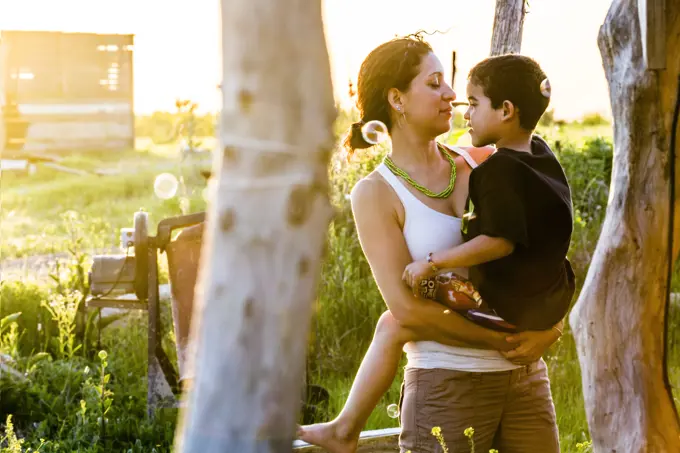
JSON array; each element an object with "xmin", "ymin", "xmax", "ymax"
[
  {"xmin": 402, "ymin": 259, "xmax": 434, "ymax": 289},
  {"xmin": 500, "ymin": 329, "xmax": 560, "ymax": 365}
]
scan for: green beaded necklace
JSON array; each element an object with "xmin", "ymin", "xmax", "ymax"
[{"xmin": 383, "ymin": 143, "xmax": 456, "ymax": 198}]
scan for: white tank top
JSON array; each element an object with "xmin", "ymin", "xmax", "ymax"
[{"xmin": 376, "ymin": 144, "xmax": 520, "ymax": 372}]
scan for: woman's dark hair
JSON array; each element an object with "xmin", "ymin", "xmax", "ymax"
[
  {"xmin": 345, "ymin": 35, "xmax": 433, "ymax": 155},
  {"xmin": 468, "ymin": 54, "xmax": 550, "ymax": 131}
]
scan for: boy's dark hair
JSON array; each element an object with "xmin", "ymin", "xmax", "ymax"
[{"xmin": 468, "ymin": 55, "xmax": 549, "ymax": 130}]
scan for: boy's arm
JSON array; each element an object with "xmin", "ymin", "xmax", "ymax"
[
  {"xmin": 402, "ymin": 235, "xmax": 514, "ymax": 287},
  {"xmin": 404, "ymin": 154, "xmax": 527, "ymax": 286},
  {"xmin": 432, "ymin": 235, "xmax": 515, "ymax": 267},
  {"xmin": 351, "ymin": 177, "xmax": 511, "ymax": 351}
]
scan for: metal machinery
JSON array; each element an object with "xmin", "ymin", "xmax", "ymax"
[
  {"xmin": 87, "ymin": 210, "xmax": 329, "ymax": 420},
  {"xmin": 87, "ymin": 210, "xmax": 205, "ymax": 414}
]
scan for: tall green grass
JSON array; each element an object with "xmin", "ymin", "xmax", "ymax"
[
  {"xmin": 307, "ymin": 129, "xmax": 680, "ymax": 452},
  {"xmin": 3, "ymin": 120, "xmax": 679, "ymax": 452}
]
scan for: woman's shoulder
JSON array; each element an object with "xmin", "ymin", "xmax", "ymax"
[
  {"xmin": 350, "ymin": 170, "xmax": 402, "ymax": 217},
  {"xmin": 351, "ymin": 170, "xmax": 393, "ymax": 204},
  {"xmin": 440, "ymin": 143, "xmax": 494, "ymax": 167},
  {"xmin": 461, "ymin": 146, "xmax": 495, "ymax": 165}
]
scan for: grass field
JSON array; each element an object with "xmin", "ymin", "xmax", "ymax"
[
  {"xmin": 2, "ymin": 121, "xmax": 679, "ymax": 452},
  {"xmin": 1, "ymin": 138, "xmax": 214, "ymax": 261}
]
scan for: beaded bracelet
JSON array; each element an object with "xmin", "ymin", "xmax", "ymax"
[{"xmin": 427, "ymin": 252, "xmax": 439, "ymax": 273}]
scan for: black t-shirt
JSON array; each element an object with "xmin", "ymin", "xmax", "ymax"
[{"xmin": 463, "ymin": 135, "xmax": 575, "ymax": 330}]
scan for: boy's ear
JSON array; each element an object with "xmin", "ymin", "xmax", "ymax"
[{"xmin": 501, "ymin": 100, "xmax": 518, "ymax": 123}]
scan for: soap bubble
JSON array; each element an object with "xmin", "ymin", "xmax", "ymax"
[
  {"xmin": 386, "ymin": 403, "xmax": 400, "ymax": 419},
  {"xmin": 540, "ymin": 78, "xmax": 551, "ymax": 98},
  {"xmin": 361, "ymin": 120, "xmax": 389, "ymax": 145},
  {"xmin": 154, "ymin": 173, "xmax": 179, "ymax": 199}
]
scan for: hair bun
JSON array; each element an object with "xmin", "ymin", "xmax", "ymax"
[{"xmin": 345, "ymin": 120, "xmax": 373, "ymax": 153}]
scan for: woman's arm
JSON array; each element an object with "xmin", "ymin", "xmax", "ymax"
[
  {"xmin": 501, "ymin": 319, "xmax": 565, "ymax": 364},
  {"xmin": 350, "ymin": 177, "xmax": 511, "ymax": 351}
]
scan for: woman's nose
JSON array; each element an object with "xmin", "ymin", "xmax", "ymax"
[{"xmin": 443, "ymin": 83, "xmax": 456, "ymax": 102}]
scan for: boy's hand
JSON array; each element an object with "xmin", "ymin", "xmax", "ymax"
[
  {"xmin": 402, "ymin": 259, "xmax": 435, "ymax": 289},
  {"xmin": 500, "ymin": 329, "xmax": 560, "ymax": 365}
]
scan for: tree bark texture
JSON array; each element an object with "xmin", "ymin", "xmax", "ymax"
[
  {"xmin": 175, "ymin": 0, "xmax": 336, "ymax": 451},
  {"xmin": 489, "ymin": 0, "xmax": 526, "ymax": 55},
  {"xmin": 569, "ymin": 1, "xmax": 680, "ymax": 451}
]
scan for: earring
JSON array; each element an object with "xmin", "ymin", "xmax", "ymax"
[{"xmin": 397, "ymin": 109, "xmax": 407, "ymax": 129}]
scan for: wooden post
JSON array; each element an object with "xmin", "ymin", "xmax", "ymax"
[
  {"xmin": 489, "ymin": 0, "xmax": 526, "ymax": 55},
  {"xmin": 174, "ymin": 0, "xmax": 336, "ymax": 450},
  {"xmin": 638, "ymin": 0, "xmax": 666, "ymax": 69},
  {"xmin": 568, "ymin": 1, "xmax": 680, "ymax": 451}
]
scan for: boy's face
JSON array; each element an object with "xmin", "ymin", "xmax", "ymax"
[{"xmin": 464, "ymin": 81, "xmax": 503, "ymax": 147}]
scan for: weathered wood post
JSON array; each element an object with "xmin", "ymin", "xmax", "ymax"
[
  {"xmin": 174, "ymin": 0, "xmax": 337, "ymax": 450},
  {"xmin": 489, "ymin": 0, "xmax": 527, "ymax": 55},
  {"xmin": 569, "ymin": 1, "xmax": 680, "ymax": 451}
]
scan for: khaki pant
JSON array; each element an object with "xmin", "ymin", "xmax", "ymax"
[{"xmin": 399, "ymin": 359, "xmax": 559, "ymax": 453}]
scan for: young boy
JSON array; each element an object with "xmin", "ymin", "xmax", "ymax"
[
  {"xmin": 299, "ymin": 54, "xmax": 575, "ymax": 453},
  {"xmin": 404, "ymin": 54, "xmax": 575, "ymax": 334}
]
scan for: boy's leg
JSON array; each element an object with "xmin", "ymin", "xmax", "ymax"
[
  {"xmin": 492, "ymin": 359, "xmax": 560, "ymax": 453},
  {"xmin": 298, "ymin": 311, "xmax": 415, "ymax": 453}
]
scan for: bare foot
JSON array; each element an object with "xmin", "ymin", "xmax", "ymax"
[{"xmin": 297, "ymin": 421, "xmax": 359, "ymax": 453}]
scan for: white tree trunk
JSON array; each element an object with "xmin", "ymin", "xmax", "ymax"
[
  {"xmin": 174, "ymin": 0, "xmax": 336, "ymax": 451},
  {"xmin": 569, "ymin": 1, "xmax": 680, "ymax": 451},
  {"xmin": 489, "ymin": 0, "xmax": 526, "ymax": 55}
]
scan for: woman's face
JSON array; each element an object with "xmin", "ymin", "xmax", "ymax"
[{"xmin": 399, "ymin": 52, "xmax": 456, "ymax": 137}]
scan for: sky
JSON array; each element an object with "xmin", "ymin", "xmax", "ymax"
[{"xmin": 0, "ymin": 0, "xmax": 614, "ymax": 120}]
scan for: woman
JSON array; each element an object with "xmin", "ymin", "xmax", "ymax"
[{"xmin": 300, "ymin": 35, "xmax": 562, "ymax": 453}]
